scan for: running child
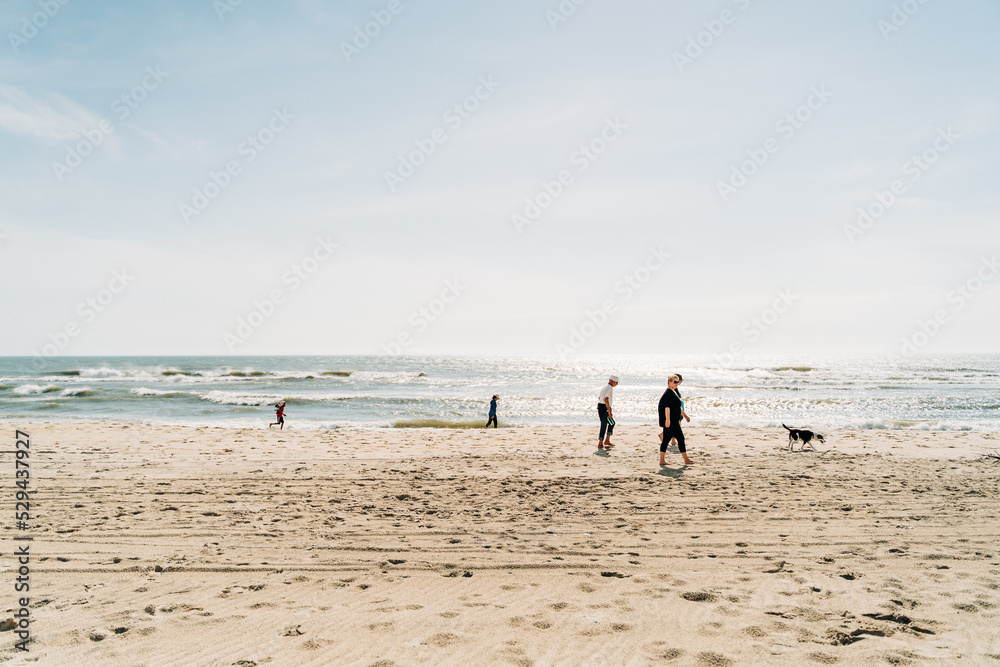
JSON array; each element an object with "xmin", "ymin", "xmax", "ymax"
[{"xmin": 269, "ymin": 401, "xmax": 286, "ymax": 429}]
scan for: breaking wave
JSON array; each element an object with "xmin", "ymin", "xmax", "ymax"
[
  {"xmin": 130, "ymin": 387, "xmax": 190, "ymax": 397},
  {"xmin": 14, "ymin": 384, "xmax": 62, "ymax": 395},
  {"xmin": 59, "ymin": 387, "xmax": 96, "ymax": 397}
]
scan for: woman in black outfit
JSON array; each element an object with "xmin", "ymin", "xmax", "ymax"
[{"xmin": 658, "ymin": 374, "xmax": 693, "ymax": 466}]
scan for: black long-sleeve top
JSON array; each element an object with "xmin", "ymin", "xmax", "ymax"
[{"xmin": 658, "ymin": 388, "xmax": 681, "ymax": 428}]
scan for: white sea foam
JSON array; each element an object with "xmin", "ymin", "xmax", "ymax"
[
  {"xmin": 200, "ymin": 391, "xmax": 281, "ymax": 406},
  {"xmin": 79, "ymin": 367, "xmax": 126, "ymax": 378},
  {"xmin": 59, "ymin": 387, "xmax": 95, "ymax": 397},
  {"xmin": 197, "ymin": 391, "xmax": 435, "ymax": 406},
  {"xmin": 14, "ymin": 384, "xmax": 61, "ymax": 395},
  {"xmin": 131, "ymin": 387, "xmax": 189, "ymax": 397}
]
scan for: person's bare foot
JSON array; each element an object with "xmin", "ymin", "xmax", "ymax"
[
  {"xmin": 598, "ymin": 443, "xmax": 605, "ymax": 450},
  {"xmin": 682, "ymin": 458, "xmax": 694, "ymax": 465}
]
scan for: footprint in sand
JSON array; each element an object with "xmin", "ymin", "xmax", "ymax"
[
  {"xmin": 680, "ymin": 591, "xmax": 718, "ymax": 603},
  {"xmin": 88, "ymin": 628, "xmax": 112, "ymax": 642},
  {"xmin": 643, "ymin": 643, "xmax": 685, "ymax": 662},
  {"xmin": 695, "ymin": 651, "xmax": 734, "ymax": 667},
  {"xmin": 713, "ymin": 605, "xmax": 741, "ymax": 617},
  {"xmin": 768, "ymin": 619, "xmax": 792, "ymax": 632},
  {"xmin": 504, "ymin": 658, "xmax": 534, "ymax": 667},
  {"xmin": 697, "ymin": 621, "xmax": 724, "ymax": 637},
  {"xmin": 422, "ymin": 633, "xmax": 461, "ymax": 647}
]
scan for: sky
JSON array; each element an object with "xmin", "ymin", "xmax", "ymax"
[{"xmin": 0, "ymin": 0, "xmax": 997, "ymax": 358}]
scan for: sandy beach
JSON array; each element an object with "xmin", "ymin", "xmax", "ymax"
[{"xmin": 2, "ymin": 422, "xmax": 999, "ymax": 666}]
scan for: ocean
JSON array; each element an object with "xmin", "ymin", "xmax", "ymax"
[{"xmin": 1, "ymin": 355, "xmax": 998, "ymax": 432}]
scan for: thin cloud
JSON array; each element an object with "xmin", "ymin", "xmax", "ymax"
[
  {"xmin": 0, "ymin": 85, "xmax": 102, "ymax": 140},
  {"xmin": 130, "ymin": 125, "xmax": 171, "ymax": 153}
]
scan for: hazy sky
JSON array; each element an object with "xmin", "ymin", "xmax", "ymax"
[{"xmin": 1, "ymin": 0, "xmax": 997, "ymax": 358}]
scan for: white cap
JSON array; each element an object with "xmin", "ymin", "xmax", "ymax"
[{"xmin": 609, "ymin": 375, "xmax": 619, "ymax": 383}]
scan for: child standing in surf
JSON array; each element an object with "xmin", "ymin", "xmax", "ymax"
[{"xmin": 269, "ymin": 401, "xmax": 286, "ymax": 429}]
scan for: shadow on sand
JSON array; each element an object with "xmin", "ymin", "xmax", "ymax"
[{"xmin": 656, "ymin": 465, "xmax": 686, "ymax": 478}]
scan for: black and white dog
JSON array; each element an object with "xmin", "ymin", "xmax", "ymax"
[{"xmin": 782, "ymin": 424, "xmax": 825, "ymax": 450}]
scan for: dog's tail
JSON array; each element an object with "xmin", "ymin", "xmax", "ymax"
[{"xmin": 782, "ymin": 423, "xmax": 792, "ymax": 431}]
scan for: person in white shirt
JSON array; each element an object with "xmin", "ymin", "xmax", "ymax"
[{"xmin": 597, "ymin": 375, "xmax": 618, "ymax": 450}]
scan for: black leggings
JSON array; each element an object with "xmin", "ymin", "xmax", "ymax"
[
  {"xmin": 660, "ymin": 424, "xmax": 685, "ymax": 453},
  {"xmin": 486, "ymin": 415, "xmax": 497, "ymax": 428},
  {"xmin": 598, "ymin": 403, "xmax": 614, "ymax": 440}
]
